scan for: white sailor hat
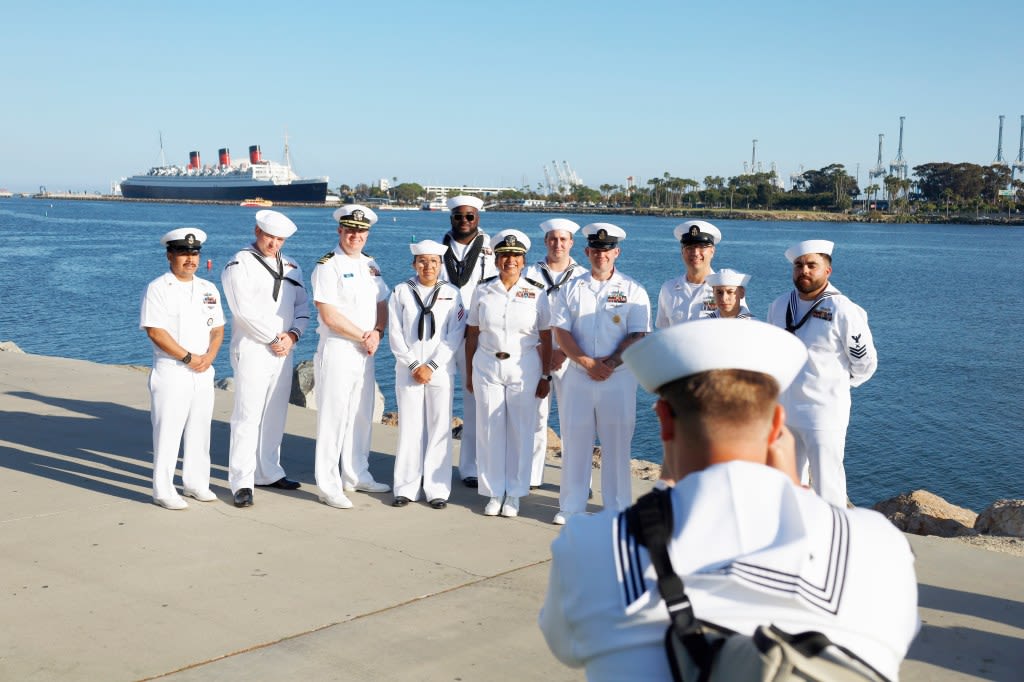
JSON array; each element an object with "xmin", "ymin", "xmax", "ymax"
[
  {"xmin": 447, "ymin": 195, "xmax": 484, "ymax": 211},
  {"xmin": 705, "ymin": 268, "xmax": 751, "ymax": 288},
  {"xmin": 582, "ymin": 222, "xmax": 626, "ymax": 250},
  {"xmin": 490, "ymin": 229, "xmax": 531, "ymax": 254},
  {"xmin": 785, "ymin": 239, "xmax": 834, "ymax": 262},
  {"xmin": 255, "ymin": 209, "xmax": 297, "ymax": 239},
  {"xmin": 623, "ymin": 319, "xmax": 808, "ymax": 394},
  {"xmin": 161, "ymin": 227, "xmax": 207, "ymax": 252},
  {"xmin": 539, "ymin": 218, "xmax": 581, "ymax": 235},
  {"xmin": 332, "ymin": 204, "xmax": 378, "ymax": 230},
  {"xmin": 409, "ymin": 239, "xmax": 449, "ymax": 257},
  {"xmin": 674, "ymin": 220, "xmax": 721, "ymax": 246}
]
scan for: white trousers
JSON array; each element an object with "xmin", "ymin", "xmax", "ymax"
[
  {"xmin": 558, "ymin": 365, "xmax": 636, "ymax": 514},
  {"xmin": 474, "ymin": 351, "xmax": 542, "ymax": 499},
  {"xmin": 227, "ymin": 340, "xmax": 291, "ymax": 492},
  {"xmin": 791, "ymin": 425, "xmax": 848, "ymax": 507},
  {"xmin": 314, "ymin": 338, "xmax": 374, "ymax": 499},
  {"xmin": 454, "ymin": 338, "xmax": 478, "ymax": 478},
  {"xmin": 530, "ymin": 363, "xmax": 568, "ymax": 486},
  {"xmin": 393, "ymin": 367, "xmax": 454, "ymax": 501},
  {"xmin": 149, "ymin": 361, "xmax": 215, "ymax": 500}
]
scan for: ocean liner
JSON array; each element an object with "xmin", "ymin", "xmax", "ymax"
[{"xmin": 119, "ymin": 142, "xmax": 328, "ymax": 203}]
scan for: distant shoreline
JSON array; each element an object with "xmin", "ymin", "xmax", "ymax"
[{"xmin": 10, "ymin": 192, "xmax": 1024, "ymax": 225}]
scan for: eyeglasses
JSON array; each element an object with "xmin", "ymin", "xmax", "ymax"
[{"xmin": 451, "ymin": 213, "xmax": 476, "ymax": 222}]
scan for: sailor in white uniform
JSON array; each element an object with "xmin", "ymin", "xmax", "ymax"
[
  {"xmin": 550, "ymin": 223, "xmax": 650, "ymax": 525},
  {"xmin": 388, "ymin": 240, "xmax": 466, "ymax": 509},
  {"xmin": 704, "ymin": 268, "xmax": 754, "ymax": 319},
  {"xmin": 311, "ymin": 205, "xmax": 391, "ymax": 509},
  {"xmin": 522, "ymin": 218, "xmax": 584, "ymax": 488},
  {"xmin": 438, "ymin": 195, "xmax": 497, "ymax": 488},
  {"xmin": 221, "ymin": 210, "xmax": 309, "ymax": 507},
  {"xmin": 655, "ymin": 220, "xmax": 722, "ymax": 327},
  {"xmin": 466, "ymin": 229, "xmax": 552, "ymax": 518},
  {"xmin": 539, "ymin": 320, "xmax": 918, "ymax": 682},
  {"xmin": 766, "ymin": 240, "xmax": 878, "ymax": 507},
  {"xmin": 140, "ymin": 228, "xmax": 225, "ymax": 510}
]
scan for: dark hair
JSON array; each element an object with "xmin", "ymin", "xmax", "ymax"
[{"xmin": 659, "ymin": 369, "xmax": 778, "ymax": 429}]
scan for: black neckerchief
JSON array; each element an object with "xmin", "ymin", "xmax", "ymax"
[
  {"xmin": 408, "ymin": 280, "xmax": 443, "ymax": 340},
  {"xmin": 539, "ymin": 261, "xmax": 576, "ymax": 294},
  {"xmin": 785, "ymin": 289, "xmax": 833, "ymax": 333},
  {"xmin": 247, "ymin": 248, "xmax": 303, "ymax": 301},
  {"xmin": 443, "ymin": 232, "xmax": 485, "ymax": 288}
]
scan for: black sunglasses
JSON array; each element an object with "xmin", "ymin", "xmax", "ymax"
[{"xmin": 451, "ymin": 213, "xmax": 476, "ymax": 221}]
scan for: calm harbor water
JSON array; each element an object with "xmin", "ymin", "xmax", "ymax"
[{"xmin": 1, "ymin": 197, "xmax": 1021, "ymax": 511}]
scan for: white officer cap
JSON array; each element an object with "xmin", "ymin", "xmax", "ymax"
[
  {"xmin": 705, "ymin": 268, "xmax": 750, "ymax": 288},
  {"xmin": 623, "ymin": 319, "xmax": 808, "ymax": 394},
  {"xmin": 161, "ymin": 227, "xmax": 207, "ymax": 252},
  {"xmin": 582, "ymin": 222, "xmax": 626, "ymax": 250},
  {"xmin": 539, "ymin": 218, "xmax": 581, "ymax": 235},
  {"xmin": 332, "ymin": 204, "xmax": 378, "ymax": 230},
  {"xmin": 410, "ymin": 239, "xmax": 449, "ymax": 257},
  {"xmin": 255, "ymin": 209, "xmax": 297, "ymax": 239},
  {"xmin": 447, "ymin": 195, "xmax": 484, "ymax": 211},
  {"xmin": 674, "ymin": 220, "xmax": 722, "ymax": 246},
  {"xmin": 785, "ymin": 239, "xmax": 834, "ymax": 262},
  {"xmin": 490, "ymin": 229, "xmax": 531, "ymax": 254}
]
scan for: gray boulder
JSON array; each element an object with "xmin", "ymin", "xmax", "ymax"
[
  {"xmin": 974, "ymin": 499, "xmax": 1024, "ymax": 537},
  {"xmin": 873, "ymin": 490, "xmax": 978, "ymax": 537}
]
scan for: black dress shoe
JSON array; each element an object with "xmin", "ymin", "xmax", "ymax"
[
  {"xmin": 392, "ymin": 496, "xmax": 411, "ymax": 507},
  {"xmin": 462, "ymin": 476, "xmax": 478, "ymax": 488},
  {"xmin": 233, "ymin": 488, "xmax": 254, "ymax": 507},
  {"xmin": 429, "ymin": 498, "xmax": 447, "ymax": 509},
  {"xmin": 257, "ymin": 477, "xmax": 301, "ymax": 490}
]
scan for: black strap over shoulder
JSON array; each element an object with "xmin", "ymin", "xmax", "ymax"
[{"xmin": 627, "ymin": 489, "xmax": 715, "ymax": 681}]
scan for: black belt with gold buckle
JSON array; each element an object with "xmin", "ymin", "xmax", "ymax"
[{"xmin": 494, "ymin": 352, "xmax": 511, "ymax": 360}]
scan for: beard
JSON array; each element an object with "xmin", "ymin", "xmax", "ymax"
[{"xmin": 794, "ymin": 275, "xmax": 826, "ymax": 295}]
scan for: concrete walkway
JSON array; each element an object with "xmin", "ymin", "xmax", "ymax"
[{"xmin": 0, "ymin": 351, "xmax": 1020, "ymax": 681}]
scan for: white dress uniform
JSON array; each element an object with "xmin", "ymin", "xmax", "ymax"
[
  {"xmin": 469, "ymin": 274, "xmax": 550, "ymax": 500},
  {"xmin": 552, "ymin": 270, "xmax": 650, "ymax": 515},
  {"xmin": 388, "ymin": 278, "xmax": 466, "ymax": 501},
  {"xmin": 221, "ymin": 245, "xmax": 309, "ymax": 492},
  {"xmin": 539, "ymin": 461, "xmax": 919, "ymax": 682},
  {"xmin": 140, "ymin": 271, "xmax": 225, "ymax": 502},
  {"xmin": 523, "ymin": 258, "xmax": 584, "ymax": 487},
  {"xmin": 767, "ymin": 283, "xmax": 877, "ymax": 506},
  {"xmin": 439, "ymin": 231, "xmax": 497, "ymax": 480},
  {"xmin": 311, "ymin": 247, "xmax": 390, "ymax": 499},
  {"xmin": 655, "ymin": 272, "xmax": 716, "ymax": 328}
]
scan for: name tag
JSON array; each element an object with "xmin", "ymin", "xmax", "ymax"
[{"xmin": 343, "ymin": 273, "xmax": 354, "ymax": 279}]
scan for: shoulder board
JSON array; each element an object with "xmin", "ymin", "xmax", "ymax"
[
  {"xmin": 524, "ymin": 277, "xmax": 545, "ymax": 290},
  {"xmin": 479, "ymin": 275, "xmax": 498, "ymax": 285},
  {"xmin": 316, "ymin": 251, "xmax": 335, "ymax": 265}
]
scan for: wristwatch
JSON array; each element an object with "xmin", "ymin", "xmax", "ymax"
[
  {"xmin": 181, "ymin": 352, "xmax": 192, "ymax": 365},
  {"xmin": 541, "ymin": 374, "xmax": 553, "ymax": 382}
]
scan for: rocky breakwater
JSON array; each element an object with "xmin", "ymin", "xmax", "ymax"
[{"xmin": 874, "ymin": 490, "xmax": 1024, "ymax": 556}]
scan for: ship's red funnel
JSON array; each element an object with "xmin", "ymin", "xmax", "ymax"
[
  {"xmin": 218, "ymin": 148, "xmax": 231, "ymax": 166},
  {"xmin": 189, "ymin": 151, "xmax": 201, "ymax": 169},
  {"xmin": 249, "ymin": 145, "xmax": 263, "ymax": 164}
]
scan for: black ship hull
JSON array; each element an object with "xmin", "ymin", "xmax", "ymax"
[{"xmin": 120, "ymin": 179, "xmax": 328, "ymax": 203}]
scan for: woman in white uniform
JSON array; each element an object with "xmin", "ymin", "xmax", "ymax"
[
  {"xmin": 388, "ymin": 240, "xmax": 466, "ymax": 509},
  {"xmin": 466, "ymin": 230, "xmax": 552, "ymax": 518}
]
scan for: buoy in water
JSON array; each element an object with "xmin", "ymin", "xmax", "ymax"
[{"xmin": 206, "ymin": 259, "xmax": 212, "ymax": 270}]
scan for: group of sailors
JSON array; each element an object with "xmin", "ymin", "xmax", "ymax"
[{"xmin": 141, "ymin": 195, "xmax": 877, "ymax": 517}]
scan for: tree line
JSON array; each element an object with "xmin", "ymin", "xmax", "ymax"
[{"xmin": 337, "ymin": 161, "xmax": 1022, "ymax": 216}]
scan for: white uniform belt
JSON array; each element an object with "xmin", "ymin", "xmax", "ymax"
[{"xmin": 481, "ymin": 348, "xmax": 534, "ymax": 360}]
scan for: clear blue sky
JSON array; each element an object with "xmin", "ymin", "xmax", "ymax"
[{"xmin": 2, "ymin": 0, "xmax": 1021, "ymax": 193}]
